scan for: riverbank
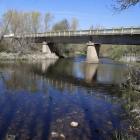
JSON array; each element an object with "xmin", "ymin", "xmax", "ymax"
[
  {"xmin": 115, "ymin": 60, "xmax": 140, "ymax": 66},
  {"xmin": 0, "ymin": 52, "xmax": 59, "ymax": 60}
]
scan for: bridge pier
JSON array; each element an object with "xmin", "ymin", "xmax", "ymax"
[
  {"xmin": 42, "ymin": 42, "xmax": 51, "ymax": 54},
  {"xmin": 86, "ymin": 41, "xmax": 100, "ymax": 63}
]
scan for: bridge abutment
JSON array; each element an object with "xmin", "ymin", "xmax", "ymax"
[
  {"xmin": 42, "ymin": 42, "xmax": 51, "ymax": 54},
  {"xmin": 86, "ymin": 42, "xmax": 100, "ymax": 63}
]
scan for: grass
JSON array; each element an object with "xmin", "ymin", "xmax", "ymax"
[
  {"xmin": 114, "ymin": 60, "xmax": 140, "ymax": 66},
  {"xmin": 110, "ymin": 129, "xmax": 137, "ymax": 140}
]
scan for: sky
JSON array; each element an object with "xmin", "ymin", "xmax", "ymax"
[{"xmin": 0, "ymin": 0, "xmax": 139, "ymax": 29}]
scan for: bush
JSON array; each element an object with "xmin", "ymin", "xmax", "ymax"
[
  {"xmin": 0, "ymin": 44, "xmax": 7, "ymax": 52},
  {"xmin": 52, "ymin": 43, "xmax": 75, "ymax": 58}
]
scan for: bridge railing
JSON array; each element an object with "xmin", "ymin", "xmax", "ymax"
[{"xmin": 14, "ymin": 26, "xmax": 140, "ymax": 38}]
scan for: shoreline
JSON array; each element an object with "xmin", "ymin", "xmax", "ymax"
[{"xmin": 0, "ymin": 52, "xmax": 59, "ymax": 60}]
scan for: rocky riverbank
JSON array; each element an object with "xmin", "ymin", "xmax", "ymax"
[
  {"xmin": 131, "ymin": 107, "xmax": 140, "ymax": 128},
  {"xmin": 120, "ymin": 53, "xmax": 140, "ymax": 63},
  {"xmin": 0, "ymin": 52, "xmax": 59, "ymax": 60}
]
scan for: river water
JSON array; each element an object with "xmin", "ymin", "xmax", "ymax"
[{"xmin": 0, "ymin": 56, "xmax": 139, "ymax": 140}]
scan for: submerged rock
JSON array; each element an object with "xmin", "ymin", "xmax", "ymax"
[
  {"xmin": 6, "ymin": 135, "xmax": 16, "ymax": 140},
  {"xmin": 51, "ymin": 132, "xmax": 59, "ymax": 138},
  {"xmin": 60, "ymin": 134, "xmax": 65, "ymax": 139},
  {"xmin": 56, "ymin": 119, "xmax": 63, "ymax": 123},
  {"xmin": 107, "ymin": 121, "xmax": 113, "ymax": 125},
  {"xmin": 71, "ymin": 122, "xmax": 78, "ymax": 127},
  {"xmin": 26, "ymin": 137, "xmax": 31, "ymax": 140}
]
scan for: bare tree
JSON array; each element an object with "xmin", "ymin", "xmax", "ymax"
[
  {"xmin": 112, "ymin": 0, "xmax": 140, "ymax": 12},
  {"xmin": 90, "ymin": 25, "xmax": 94, "ymax": 30},
  {"xmin": 44, "ymin": 12, "xmax": 54, "ymax": 31},
  {"xmin": 70, "ymin": 17, "xmax": 79, "ymax": 30},
  {"xmin": 95, "ymin": 24, "xmax": 100, "ymax": 29},
  {"xmin": 0, "ymin": 9, "xmax": 13, "ymax": 43},
  {"xmin": 13, "ymin": 36, "xmax": 35, "ymax": 54}
]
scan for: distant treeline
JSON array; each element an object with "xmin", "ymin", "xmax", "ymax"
[
  {"xmin": 0, "ymin": 9, "xmax": 89, "ymax": 57},
  {"xmin": 0, "ymin": 9, "xmax": 80, "ymax": 35}
]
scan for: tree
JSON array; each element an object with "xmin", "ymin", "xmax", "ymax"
[
  {"xmin": 95, "ymin": 24, "xmax": 100, "ymax": 29},
  {"xmin": 29, "ymin": 11, "xmax": 42, "ymax": 33},
  {"xmin": 90, "ymin": 25, "xmax": 94, "ymax": 30},
  {"xmin": 112, "ymin": 0, "xmax": 140, "ymax": 12},
  {"xmin": 44, "ymin": 12, "xmax": 54, "ymax": 31},
  {"xmin": 52, "ymin": 19, "xmax": 75, "ymax": 58},
  {"xmin": 52, "ymin": 19, "xmax": 69, "ymax": 31},
  {"xmin": 0, "ymin": 9, "xmax": 13, "ymax": 43},
  {"xmin": 70, "ymin": 17, "xmax": 79, "ymax": 30},
  {"xmin": 9, "ymin": 9, "xmax": 25, "ymax": 34}
]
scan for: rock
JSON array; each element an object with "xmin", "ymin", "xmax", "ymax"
[
  {"xmin": 60, "ymin": 134, "xmax": 65, "ymax": 139},
  {"xmin": 56, "ymin": 119, "xmax": 63, "ymax": 123},
  {"xmin": 26, "ymin": 137, "xmax": 31, "ymax": 140},
  {"xmin": 51, "ymin": 132, "xmax": 59, "ymax": 138},
  {"xmin": 72, "ymin": 111, "xmax": 77, "ymax": 114},
  {"xmin": 107, "ymin": 121, "xmax": 113, "ymax": 125},
  {"xmin": 131, "ymin": 107, "xmax": 140, "ymax": 124},
  {"xmin": 71, "ymin": 122, "xmax": 78, "ymax": 127},
  {"xmin": 6, "ymin": 135, "xmax": 16, "ymax": 140}
]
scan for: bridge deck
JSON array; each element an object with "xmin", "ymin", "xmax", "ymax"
[{"xmin": 15, "ymin": 27, "xmax": 140, "ymax": 38}]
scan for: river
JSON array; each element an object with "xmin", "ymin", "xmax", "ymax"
[{"xmin": 0, "ymin": 55, "xmax": 139, "ymax": 140}]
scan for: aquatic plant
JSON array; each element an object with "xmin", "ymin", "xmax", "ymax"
[{"xmin": 110, "ymin": 129, "xmax": 137, "ymax": 140}]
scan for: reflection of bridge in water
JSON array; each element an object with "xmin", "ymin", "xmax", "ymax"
[
  {"xmin": 38, "ymin": 59, "xmax": 128, "ymax": 85},
  {"xmin": 0, "ymin": 58, "xmax": 128, "ymax": 93}
]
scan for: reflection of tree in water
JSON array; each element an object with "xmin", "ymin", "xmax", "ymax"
[{"xmin": 0, "ymin": 62, "xmax": 39, "ymax": 92}]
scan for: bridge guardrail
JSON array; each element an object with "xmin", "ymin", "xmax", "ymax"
[{"xmin": 14, "ymin": 26, "xmax": 140, "ymax": 38}]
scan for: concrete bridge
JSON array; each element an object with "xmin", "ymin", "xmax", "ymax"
[{"xmin": 4, "ymin": 26, "xmax": 140, "ymax": 63}]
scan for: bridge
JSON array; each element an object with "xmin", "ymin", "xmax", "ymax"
[{"xmin": 4, "ymin": 26, "xmax": 140, "ymax": 63}]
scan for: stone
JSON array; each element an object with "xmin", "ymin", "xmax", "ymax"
[
  {"xmin": 107, "ymin": 121, "xmax": 113, "ymax": 125},
  {"xmin": 60, "ymin": 134, "xmax": 65, "ymax": 139},
  {"xmin": 51, "ymin": 132, "xmax": 59, "ymax": 138},
  {"xmin": 26, "ymin": 137, "xmax": 31, "ymax": 140},
  {"xmin": 71, "ymin": 122, "xmax": 78, "ymax": 127},
  {"xmin": 56, "ymin": 119, "xmax": 63, "ymax": 123},
  {"xmin": 6, "ymin": 135, "xmax": 16, "ymax": 140}
]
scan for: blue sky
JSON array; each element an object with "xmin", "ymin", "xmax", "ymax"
[{"xmin": 0, "ymin": 0, "xmax": 139, "ymax": 29}]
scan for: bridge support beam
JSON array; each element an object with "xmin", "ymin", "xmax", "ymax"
[
  {"xmin": 86, "ymin": 42, "xmax": 100, "ymax": 63},
  {"xmin": 42, "ymin": 42, "xmax": 51, "ymax": 54}
]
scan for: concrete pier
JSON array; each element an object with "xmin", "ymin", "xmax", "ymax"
[
  {"xmin": 86, "ymin": 41, "xmax": 100, "ymax": 63},
  {"xmin": 42, "ymin": 42, "xmax": 51, "ymax": 54}
]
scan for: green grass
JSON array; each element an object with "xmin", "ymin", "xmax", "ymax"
[
  {"xmin": 110, "ymin": 129, "xmax": 137, "ymax": 140},
  {"xmin": 114, "ymin": 60, "xmax": 140, "ymax": 66}
]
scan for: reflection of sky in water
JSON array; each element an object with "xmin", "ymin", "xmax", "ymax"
[
  {"xmin": 73, "ymin": 62, "xmax": 85, "ymax": 79},
  {"xmin": 75, "ymin": 71, "xmax": 84, "ymax": 78}
]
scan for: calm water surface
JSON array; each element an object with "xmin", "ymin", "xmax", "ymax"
[{"xmin": 0, "ymin": 56, "xmax": 139, "ymax": 140}]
